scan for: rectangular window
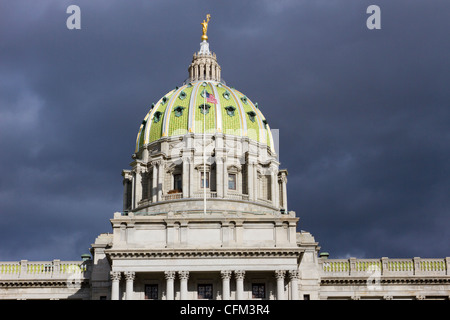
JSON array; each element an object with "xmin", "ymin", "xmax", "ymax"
[
  {"xmin": 145, "ymin": 284, "xmax": 158, "ymax": 300},
  {"xmin": 198, "ymin": 284, "xmax": 213, "ymax": 300},
  {"xmin": 252, "ymin": 283, "xmax": 265, "ymax": 299},
  {"xmin": 174, "ymin": 174, "xmax": 182, "ymax": 191},
  {"xmin": 200, "ymin": 172, "xmax": 209, "ymax": 188},
  {"xmin": 228, "ymin": 173, "xmax": 237, "ymax": 190}
]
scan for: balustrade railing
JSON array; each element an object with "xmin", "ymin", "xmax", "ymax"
[
  {"xmin": 154, "ymin": 192, "xmax": 270, "ymax": 204},
  {"xmin": 320, "ymin": 257, "xmax": 449, "ymax": 277},
  {"xmin": 0, "ymin": 260, "xmax": 91, "ymax": 280},
  {"xmin": 226, "ymin": 193, "xmax": 249, "ymax": 201},
  {"xmin": 193, "ymin": 191, "xmax": 218, "ymax": 199},
  {"xmin": 162, "ymin": 193, "xmax": 183, "ymax": 201}
]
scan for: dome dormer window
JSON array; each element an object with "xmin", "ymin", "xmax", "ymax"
[
  {"xmin": 199, "ymin": 104, "xmax": 211, "ymax": 115},
  {"xmin": 225, "ymin": 106, "xmax": 236, "ymax": 117},
  {"xmin": 174, "ymin": 106, "xmax": 185, "ymax": 117},
  {"xmin": 247, "ymin": 111, "xmax": 256, "ymax": 122},
  {"xmin": 223, "ymin": 90, "xmax": 231, "ymax": 100},
  {"xmin": 178, "ymin": 91, "xmax": 187, "ymax": 100},
  {"xmin": 153, "ymin": 111, "xmax": 162, "ymax": 123}
]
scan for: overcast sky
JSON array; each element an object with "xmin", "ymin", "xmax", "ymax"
[{"xmin": 0, "ymin": 0, "xmax": 449, "ymax": 261}]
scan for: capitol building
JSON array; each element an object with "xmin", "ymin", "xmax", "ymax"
[{"xmin": 1, "ymin": 17, "xmax": 449, "ymax": 301}]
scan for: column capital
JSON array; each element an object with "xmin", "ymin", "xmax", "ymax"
[
  {"xmin": 234, "ymin": 270, "xmax": 246, "ymax": 280},
  {"xmin": 110, "ymin": 271, "xmax": 122, "ymax": 281},
  {"xmin": 164, "ymin": 271, "xmax": 176, "ymax": 280},
  {"xmin": 288, "ymin": 270, "xmax": 299, "ymax": 280},
  {"xmin": 274, "ymin": 270, "xmax": 286, "ymax": 280},
  {"xmin": 179, "ymin": 270, "xmax": 190, "ymax": 280},
  {"xmin": 220, "ymin": 270, "xmax": 232, "ymax": 280},
  {"xmin": 125, "ymin": 271, "xmax": 136, "ymax": 281}
]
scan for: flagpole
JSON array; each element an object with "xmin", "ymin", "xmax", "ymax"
[{"xmin": 203, "ymin": 84, "xmax": 206, "ymax": 215}]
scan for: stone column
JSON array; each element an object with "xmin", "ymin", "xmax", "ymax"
[
  {"xmin": 110, "ymin": 271, "xmax": 121, "ymax": 300},
  {"xmin": 189, "ymin": 157, "xmax": 194, "ymax": 198},
  {"xmin": 235, "ymin": 270, "xmax": 245, "ymax": 300},
  {"xmin": 279, "ymin": 170, "xmax": 288, "ymax": 211},
  {"xmin": 199, "ymin": 65, "xmax": 204, "ymax": 80},
  {"xmin": 223, "ymin": 157, "xmax": 228, "ymax": 198},
  {"xmin": 214, "ymin": 133, "xmax": 224, "ymax": 198},
  {"xmin": 205, "ymin": 64, "xmax": 210, "ymax": 80},
  {"xmin": 179, "ymin": 271, "xmax": 190, "ymax": 300},
  {"xmin": 125, "ymin": 271, "xmax": 135, "ymax": 300},
  {"xmin": 165, "ymin": 271, "xmax": 176, "ymax": 300},
  {"xmin": 216, "ymin": 158, "xmax": 223, "ymax": 198},
  {"xmin": 157, "ymin": 162, "xmax": 164, "ymax": 201},
  {"xmin": 275, "ymin": 270, "xmax": 286, "ymax": 300},
  {"xmin": 247, "ymin": 162, "xmax": 254, "ymax": 201},
  {"xmin": 134, "ymin": 166, "xmax": 142, "ymax": 207},
  {"xmin": 289, "ymin": 270, "xmax": 299, "ymax": 300},
  {"xmin": 122, "ymin": 174, "xmax": 131, "ymax": 212},
  {"xmin": 182, "ymin": 157, "xmax": 190, "ymax": 198},
  {"xmin": 131, "ymin": 173, "xmax": 136, "ymax": 209},
  {"xmin": 152, "ymin": 163, "xmax": 158, "ymax": 203},
  {"xmin": 221, "ymin": 270, "xmax": 232, "ymax": 300}
]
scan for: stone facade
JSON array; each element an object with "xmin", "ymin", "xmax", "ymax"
[{"xmin": 1, "ymin": 37, "xmax": 449, "ymax": 301}]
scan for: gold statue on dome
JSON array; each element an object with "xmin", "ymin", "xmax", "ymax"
[{"xmin": 201, "ymin": 14, "xmax": 211, "ymax": 41}]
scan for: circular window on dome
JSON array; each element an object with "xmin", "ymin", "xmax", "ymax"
[
  {"xmin": 241, "ymin": 96, "xmax": 248, "ymax": 104},
  {"xmin": 223, "ymin": 90, "xmax": 231, "ymax": 100},
  {"xmin": 199, "ymin": 104, "xmax": 211, "ymax": 115},
  {"xmin": 161, "ymin": 96, "xmax": 168, "ymax": 104}
]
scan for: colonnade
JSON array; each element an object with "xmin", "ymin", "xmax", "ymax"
[
  {"xmin": 110, "ymin": 269, "xmax": 299, "ymax": 300},
  {"xmin": 122, "ymin": 159, "xmax": 289, "ymax": 211}
]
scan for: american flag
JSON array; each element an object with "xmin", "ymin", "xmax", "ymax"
[{"xmin": 205, "ymin": 91, "xmax": 217, "ymax": 104}]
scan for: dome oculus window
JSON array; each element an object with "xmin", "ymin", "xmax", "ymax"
[{"xmin": 241, "ymin": 96, "xmax": 248, "ymax": 104}]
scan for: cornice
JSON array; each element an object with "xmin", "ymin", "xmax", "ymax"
[{"xmin": 105, "ymin": 248, "xmax": 304, "ymax": 259}]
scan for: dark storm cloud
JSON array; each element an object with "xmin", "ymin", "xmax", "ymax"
[{"xmin": 0, "ymin": 0, "xmax": 449, "ymax": 261}]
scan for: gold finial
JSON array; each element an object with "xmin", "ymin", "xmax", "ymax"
[{"xmin": 201, "ymin": 14, "xmax": 211, "ymax": 41}]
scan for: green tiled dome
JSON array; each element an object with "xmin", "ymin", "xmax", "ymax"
[{"xmin": 135, "ymin": 80, "xmax": 274, "ymax": 153}]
